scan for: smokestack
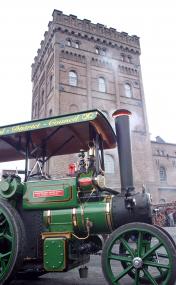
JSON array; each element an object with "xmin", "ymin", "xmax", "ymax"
[{"xmin": 112, "ymin": 109, "xmax": 134, "ymax": 194}]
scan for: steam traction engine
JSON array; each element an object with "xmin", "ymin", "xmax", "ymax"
[{"xmin": 0, "ymin": 109, "xmax": 176, "ymax": 285}]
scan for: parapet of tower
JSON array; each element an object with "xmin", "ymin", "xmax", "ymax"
[{"xmin": 31, "ymin": 9, "xmax": 140, "ymax": 81}]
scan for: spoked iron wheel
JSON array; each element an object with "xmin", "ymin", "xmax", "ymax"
[
  {"xmin": 101, "ymin": 222, "xmax": 176, "ymax": 285},
  {"xmin": 0, "ymin": 199, "xmax": 26, "ymax": 284}
]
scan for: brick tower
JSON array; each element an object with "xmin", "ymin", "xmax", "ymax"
[{"xmin": 31, "ymin": 10, "xmax": 155, "ymax": 193}]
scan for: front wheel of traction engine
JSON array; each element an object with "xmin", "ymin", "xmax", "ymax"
[
  {"xmin": 0, "ymin": 199, "xmax": 26, "ymax": 284},
  {"xmin": 101, "ymin": 222, "xmax": 176, "ymax": 285}
]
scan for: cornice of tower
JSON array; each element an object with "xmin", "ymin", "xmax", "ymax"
[{"xmin": 31, "ymin": 10, "xmax": 141, "ymax": 80}]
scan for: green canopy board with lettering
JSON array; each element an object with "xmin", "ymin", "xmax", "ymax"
[{"xmin": 0, "ymin": 110, "xmax": 116, "ymax": 163}]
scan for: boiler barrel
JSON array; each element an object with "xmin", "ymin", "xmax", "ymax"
[
  {"xmin": 43, "ymin": 193, "xmax": 152, "ymax": 235},
  {"xmin": 43, "ymin": 198, "xmax": 112, "ymax": 235}
]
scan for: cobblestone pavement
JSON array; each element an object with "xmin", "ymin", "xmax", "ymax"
[{"xmin": 11, "ymin": 227, "xmax": 176, "ymax": 285}]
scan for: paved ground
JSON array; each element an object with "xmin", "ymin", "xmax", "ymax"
[
  {"xmin": 11, "ymin": 227, "xmax": 176, "ymax": 285},
  {"xmin": 11, "ymin": 254, "xmax": 129, "ymax": 285}
]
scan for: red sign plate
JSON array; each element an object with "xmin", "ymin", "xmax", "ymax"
[{"xmin": 33, "ymin": 190, "xmax": 64, "ymax": 198}]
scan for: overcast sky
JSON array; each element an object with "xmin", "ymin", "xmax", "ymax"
[{"xmin": 0, "ymin": 0, "xmax": 175, "ymax": 171}]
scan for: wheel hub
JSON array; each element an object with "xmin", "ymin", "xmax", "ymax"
[{"xmin": 132, "ymin": 257, "xmax": 143, "ymax": 269}]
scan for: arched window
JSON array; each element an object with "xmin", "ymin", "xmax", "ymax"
[
  {"xmin": 99, "ymin": 77, "xmax": 106, "ymax": 92},
  {"xmin": 160, "ymin": 166, "xmax": 167, "ymax": 182},
  {"xmin": 96, "ymin": 47, "xmax": 100, "ymax": 54},
  {"xmin": 121, "ymin": 54, "xmax": 125, "ymax": 61},
  {"xmin": 75, "ymin": 42, "xmax": 79, "ymax": 49},
  {"xmin": 104, "ymin": 154, "xmax": 115, "ymax": 174},
  {"xmin": 101, "ymin": 48, "xmax": 106, "ymax": 56},
  {"xmin": 69, "ymin": 71, "xmax": 77, "ymax": 86},
  {"xmin": 70, "ymin": 104, "xmax": 79, "ymax": 112},
  {"xmin": 124, "ymin": 83, "xmax": 132, "ymax": 98},
  {"xmin": 67, "ymin": 39, "xmax": 71, "ymax": 46},
  {"xmin": 127, "ymin": 56, "xmax": 132, "ymax": 63}
]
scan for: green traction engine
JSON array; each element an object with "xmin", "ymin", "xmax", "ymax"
[{"xmin": 0, "ymin": 109, "xmax": 176, "ymax": 285}]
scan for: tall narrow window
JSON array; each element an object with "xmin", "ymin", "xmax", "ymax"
[
  {"xmin": 35, "ymin": 102, "xmax": 38, "ymax": 116},
  {"xmin": 75, "ymin": 42, "xmax": 79, "ymax": 49},
  {"xmin": 121, "ymin": 54, "xmax": 125, "ymax": 61},
  {"xmin": 127, "ymin": 56, "xmax": 132, "ymax": 63},
  {"xmin": 49, "ymin": 74, "xmax": 53, "ymax": 91},
  {"xmin": 104, "ymin": 154, "xmax": 115, "ymax": 174},
  {"xmin": 125, "ymin": 83, "xmax": 132, "ymax": 98},
  {"xmin": 40, "ymin": 89, "xmax": 44, "ymax": 107},
  {"xmin": 49, "ymin": 109, "xmax": 53, "ymax": 117},
  {"xmin": 99, "ymin": 77, "xmax": 106, "ymax": 92},
  {"xmin": 160, "ymin": 166, "xmax": 167, "ymax": 182},
  {"xmin": 101, "ymin": 49, "xmax": 106, "ymax": 56},
  {"xmin": 69, "ymin": 71, "xmax": 77, "ymax": 86},
  {"xmin": 67, "ymin": 39, "xmax": 71, "ymax": 46},
  {"xmin": 96, "ymin": 47, "xmax": 100, "ymax": 54}
]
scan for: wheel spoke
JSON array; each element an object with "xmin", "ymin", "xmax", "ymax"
[
  {"xmin": 0, "ymin": 252, "xmax": 11, "ymax": 259},
  {"xmin": 109, "ymin": 252, "xmax": 132, "ymax": 262},
  {"xmin": 134, "ymin": 269, "xmax": 140, "ymax": 284},
  {"xmin": 142, "ymin": 268, "xmax": 158, "ymax": 285},
  {"xmin": 0, "ymin": 259, "xmax": 7, "ymax": 273},
  {"xmin": 119, "ymin": 237, "xmax": 135, "ymax": 257},
  {"xmin": 3, "ymin": 232, "xmax": 12, "ymax": 242},
  {"xmin": 143, "ymin": 260, "xmax": 169, "ymax": 269},
  {"xmin": 114, "ymin": 264, "xmax": 134, "ymax": 282},
  {"xmin": 157, "ymin": 266, "xmax": 165, "ymax": 276},
  {"xmin": 142, "ymin": 241, "xmax": 162, "ymax": 259},
  {"xmin": 137, "ymin": 231, "xmax": 142, "ymax": 256},
  {"xmin": 0, "ymin": 232, "xmax": 4, "ymax": 238}
]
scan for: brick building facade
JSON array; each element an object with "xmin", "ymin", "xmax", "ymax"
[
  {"xmin": 31, "ymin": 10, "xmax": 176, "ymax": 203},
  {"xmin": 151, "ymin": 137, "xmax": 176, "ymax": 202}
]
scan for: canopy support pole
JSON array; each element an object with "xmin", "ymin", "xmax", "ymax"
[{"xmin": 24, "ymin": 133, "xmax": 30, "ymax": 182}]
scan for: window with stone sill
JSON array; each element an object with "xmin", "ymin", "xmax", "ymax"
[
  {"xmin": 99, "ymin": 77, "xmax": 106, "ymax": 93},
  {"xmin": 159, "ymin": 166, "xmax": 167, "ymax": 182},
  {"xmin": 121, "ymin": 54, "xmax": 125, "ymax": 61},
  {"xmin": 67, "ymin": 39, "xmax": 71, "ymax": 46},
  {"xmin": 127, "ymin": 56, "xmax": 132, "ymax": 63},
  {"xmin": 75, "ymin": 42, "xmax": 79, "ymax": 49},
  {"xmin": 101, "ymin": 49, "xmax": 106, "ymax": 56},
  {"xmin": 96, "ymin": 47, "xmax": 100, "ymax": 54},
  {"xmin": 124, "ymin": 83, "xmax": 132, "ymax": 98},
  {"xmin": 69, "ymin": 71, "xmax": 78, "ymax": 87}
]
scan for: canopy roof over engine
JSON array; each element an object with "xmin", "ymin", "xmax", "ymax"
[{"xmin": 0, "ymin": 109, "xmax": 117, "ymax": 163}]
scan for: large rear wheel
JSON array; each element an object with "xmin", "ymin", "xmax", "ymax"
[
  {"xmin": 102, "ymin": 222, "xmax": 176, "ymax": 285},
  {"xmin": 0, "ymin": 199, "xmax": 25, "ymax": 284}
]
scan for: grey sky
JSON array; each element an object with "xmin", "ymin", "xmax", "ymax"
[{"xmin": 0, "ymin": 0, "xmax": 175, "ymax": 145}]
